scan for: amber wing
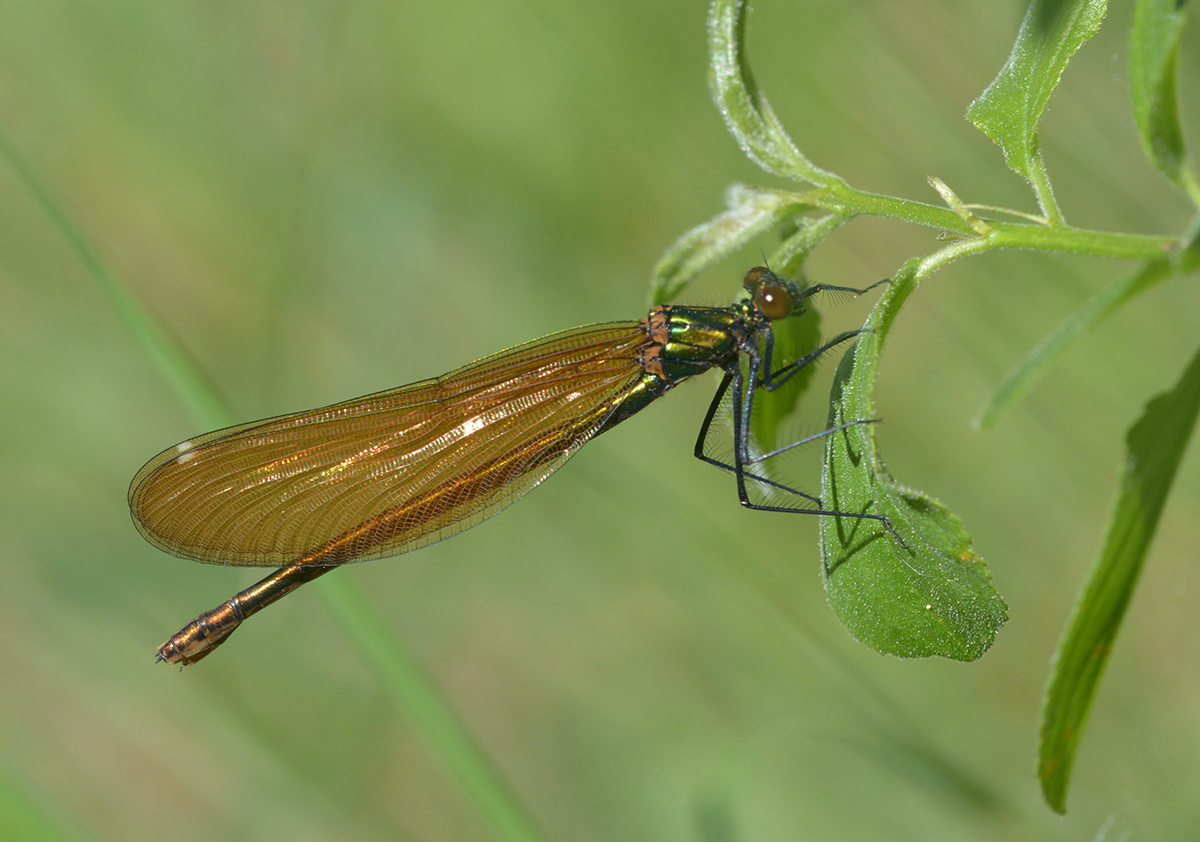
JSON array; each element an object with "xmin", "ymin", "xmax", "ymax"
[{"xmin": 129, "ymin": 322, "xmax": 651, "ymax": 567}]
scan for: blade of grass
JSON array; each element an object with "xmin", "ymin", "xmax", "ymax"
[
  {"xmin": 0, "ymin": 127, "xmax": 230, "ymax": 427},
  {"xmin": 0, "ymin": 124, "xmax": 547, "ymax": 842},
  {"xmin": 977, "ymin": 217, "xmax": 1200, "ymax": 429},
  {"xmin": 320, "ymin": 578, "xmax": 544, "ymax": 841},
  {"xmin": 974, "ymin": 257, "xmax": 1172, "ymax": 429},
  {"xmin": 1038, "ymin": 340, "xmax": 1200, "ymax": 812}
]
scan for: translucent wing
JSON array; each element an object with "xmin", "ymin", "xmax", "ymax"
[{"xmin": 130, "ymin": 322, "xmax": 651, "ymax": 567}]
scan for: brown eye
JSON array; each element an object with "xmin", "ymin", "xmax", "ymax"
[{"xmin": 756, "ymin": 282, "xmax": 792, "ymax": 320}]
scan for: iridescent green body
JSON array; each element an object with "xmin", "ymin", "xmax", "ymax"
[
  {"xmin": 599, "ymin": 303, "xmax": 751, "ymax": 431},
  {"xmin": 649, "ymin": 304, "xmax": 744, "ymax": 377}
]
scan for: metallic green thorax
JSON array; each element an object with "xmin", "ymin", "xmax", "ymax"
[
  {"xmin": 598, "ymin": 302, "xmax": 757, "ymax": 432},
  {"xmin": 598, "ymin": 265, "xmax": 819, "ymax": 434},
  {"xmin": 647, "ymin": 305, "xmax": 744, "ymax": 380}
]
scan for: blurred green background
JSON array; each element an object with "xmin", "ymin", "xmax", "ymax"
[{"xmin": 2, "ymin": 0, "xmax": 1198, "ymax": 840}]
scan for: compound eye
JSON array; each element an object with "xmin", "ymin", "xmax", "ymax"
[{"xmin": 756, "ymin": 282, "xmax": 792, "ymax": 320}]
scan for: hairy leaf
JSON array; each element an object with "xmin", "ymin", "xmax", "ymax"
[
  {"xmin": 707, "ymin": 0, "xmax": 836, "ymax": 185},
  {"xmin": 821, "ymin": 268, "xmax": 1007, "ymax": 660},
  {"xmin": 1130, "ymin": 0, "xmax": 1197, "ymax": 194},
  {"xmin": 967, "ymin": 0, "xmax": 1107, "ymax": 184}
]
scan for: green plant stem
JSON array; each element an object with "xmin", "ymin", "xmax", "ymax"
[
  {"xmin": 1025, "ymin": 152, "xmax": 1065, "ymax": 224},
  {"xmin": 874, "ymin": 220, "xmax": 1169, "ymax": 306},
  {"xmin": 795, "ymin": 181, "xmax": 1172, "ymax": 261},
  {"xmin": 984, "ymin": 223, "xmax": 1169, "ymax": 259},
  {"xmin": 1182, "ymin": 169, "xmax": 1200, "ymax": 210},
  {"xmin": 800, "ymin": 186, "xmax": 973, "ymax": 234}
]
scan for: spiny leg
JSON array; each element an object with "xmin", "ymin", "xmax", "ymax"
[
  {"xmin": 760, "ymin": 329, "xmax": 863, "ymax": 391},
  {"xmin": 758, "ymin": 275, "xmax": 890, "ymax": 390},
  {"xmin": 800, "ymin": 278, "xmax": 889, "ymax": 299},
  {"xmin": 692, "ymin": 360, "xmax": 904, "ymax": 546},
  {"xmin": 751, "ymin": 418, "xmax": 881, "ymax": 463},
  {"xmin": 739, "ymin": 368, "xmax": 906, "ymax": 546}
]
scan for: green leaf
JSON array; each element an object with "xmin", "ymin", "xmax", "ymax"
[
  {"xmin": 707, "ymin": 0, "xmax": 837, "ymax": 186},
  {"xmin": 650, "ymin": 184, "xmax": 811, "ymax": 305},
  {"xmin": 975, "ymin": 257, "xmax": 1172, "ymax": 428},
  {"xmin": 1130, "ymin": 0, "xmax": 1199, "ymax": 200},
  {"xmin": 966, "ymin": 0, "xmax": 1107, "ymax": 217},
  {"xmin": 820, "ymin": 266, "xmax": 1008, "ymax": 661},
  {"xmin": 1038, "ymin": 340, "xmax": 1200, "ymax": 813}
]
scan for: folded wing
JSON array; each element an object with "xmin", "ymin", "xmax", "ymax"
[{"xmin": 129, "ymin": 322, "xmax": 650, "ymax": 567}]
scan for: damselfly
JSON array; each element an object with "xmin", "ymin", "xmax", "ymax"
[{"xmin": 131, "ymin": 267, "xmax": 893, "ymax": 665}]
